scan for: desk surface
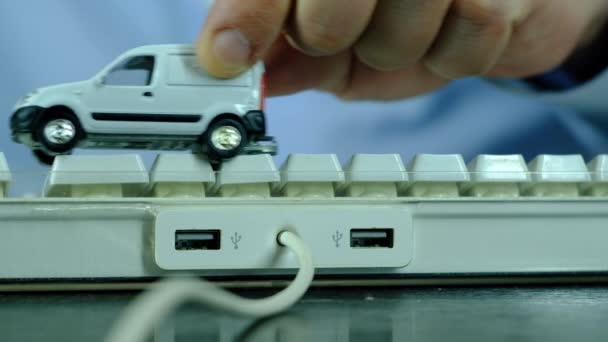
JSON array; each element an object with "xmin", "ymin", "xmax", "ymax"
[{"xmin": 2, "ymin": 286, "xmax": 608, "ymax": 341}]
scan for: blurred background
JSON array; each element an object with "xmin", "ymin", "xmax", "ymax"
[{"xmin": 1, "ymin": 0, "xmax": 606, "ymax": 195}]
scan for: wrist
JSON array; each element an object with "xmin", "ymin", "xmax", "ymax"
[
  {"xmin": 580, "ymin": 2, "xmax": 608, "ymax": 46},
  {"xmin": 525, "ymin": 15, "xmax": 607, "ymax": 91},
  {"xmin": 564, "ymin": 13, "xmax": 608, "ymax": 85}
]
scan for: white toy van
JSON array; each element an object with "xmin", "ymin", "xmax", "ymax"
[{"xmin": 10, "ymin": 44, "xmax": 275, "ymax": 164}]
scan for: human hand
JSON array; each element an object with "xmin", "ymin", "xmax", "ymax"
[{"xmin": 196, "ymin": 0, "xmax": 608, "ymax": 100}]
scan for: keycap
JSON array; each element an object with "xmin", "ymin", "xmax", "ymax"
[
  {"xmin": 45, "ymin": 154, "xmax": 149, "ymax": 198},
  {"xmin": 406, "ymin": 154, "xmax": 469, "ymax": 197},
  {"xmin": 524, "ymin": 155, "xmax": 590, "ymax": 197},
  {"xmin": 341, "ymin": 154, "xmax": 408, "ymax": 198},
  {"xmin": 214, "ymin": 154, "xmax": 280, "ymax": 198},
  {"xmin": 0, "ymin": 153, "xmax": 10, "ymax": 198},
  {"xmin": 463, "ymin": 155, "xmax": 530, "ymax": 197},
  {"xmin": 585, "ymin": 155, "xmax": 608, "ymax": 197},
  {"xmin": 149, "ymin": 154, "xmax": 215, "ymax": 198},
  {"xmin": 277, "ymin": 154, "xmax": 345, "ymax": 198}
]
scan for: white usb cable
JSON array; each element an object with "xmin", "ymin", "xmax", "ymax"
[{"xmin": 105, "ymin": 231, "xmax": 314, "ymax": 342}]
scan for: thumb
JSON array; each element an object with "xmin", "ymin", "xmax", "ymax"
[{"xmin": 196, "ymin": 0, "xmax": 291, "ymax": 79}]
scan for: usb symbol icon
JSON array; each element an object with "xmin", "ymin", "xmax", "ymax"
[
  {"xmin": 332, "ymin": 230, "xmax": 343, "ymax": 248},
  {"xmin": 230, "ymin": 232, "xmax": 242, "ymax": 250}
]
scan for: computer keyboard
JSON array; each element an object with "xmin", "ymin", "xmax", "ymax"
[{"xmin": 0, "ymin": 152, "xmax": 607, "ymax": 289}]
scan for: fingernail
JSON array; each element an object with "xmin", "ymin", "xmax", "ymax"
[{"xmin": 212, "ymin": 29, "xmax": 251, "ymax": 69}]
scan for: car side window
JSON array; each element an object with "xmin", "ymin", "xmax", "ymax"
[{"xmin": 104, "ymin": 55, "xmax": 155, "ymax": 86}]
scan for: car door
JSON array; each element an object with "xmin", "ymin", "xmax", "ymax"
[{"xmin": 83, "ymin": 54, "xmax": 160, "ymax": 134}]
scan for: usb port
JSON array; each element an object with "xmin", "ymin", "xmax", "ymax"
[
  {"xmin": 350, "ymin": 229, "xmax": 394, "ymax": 248},
  {"xmin": 175, "ymin": 230, "xmax": 221, "ymax": 250}
]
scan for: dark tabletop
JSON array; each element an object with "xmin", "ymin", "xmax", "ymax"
[{"xmin": 1, "ymin": 286, "xmax": 608, "ymax": 342}]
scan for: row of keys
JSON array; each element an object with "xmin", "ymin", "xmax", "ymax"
[{"xmin": 0, "ymin": 153, "xmax": 607, "ymax": 198}]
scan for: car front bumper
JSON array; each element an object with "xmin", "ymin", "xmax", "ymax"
[
  {"xmin": 10, "ymin": 106, "xmax": 44, "ymax": 146},
  {"xmin": 242, "ymin": 136, "xmax": 278, "ymax": 156},
  {"xmin": 10, "ymin": 106, "xmax": 44, "ymax": 132},
  {"xmin": 12, "ymin": 133, "xmax": 37, "ymax": 147},
  {"xmin": 243, "ymin": 110, "xmax": 267, "ymax": 136}
]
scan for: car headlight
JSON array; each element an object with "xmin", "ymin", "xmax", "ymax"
[
  {"xmin": 17, "ymin": 90, "xmax": 39, "ymax": 106},
  {"xmin": 22, "ymin": 93, "xmax": 34, "ymax": 103}
]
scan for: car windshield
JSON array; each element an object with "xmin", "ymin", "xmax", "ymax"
[{"xmin": 103, "ymin": 55, "xmax": 155, "ymax": 86}]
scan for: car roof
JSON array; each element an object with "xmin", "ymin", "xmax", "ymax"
[{"xmin": 126, "ymin": 44, "xmax": 195, "ymax": 55}]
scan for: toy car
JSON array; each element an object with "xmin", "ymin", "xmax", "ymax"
[{"xmin": 10, "ymin": 44, "xmax": 277, "ymax": 164}]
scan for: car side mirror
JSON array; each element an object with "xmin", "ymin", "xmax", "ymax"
[{"xmin": 94, "ymin": 77, "xmax": 105, "ymax": 87}]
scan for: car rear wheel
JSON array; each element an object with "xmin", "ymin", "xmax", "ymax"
[
  {"xmin": 205, "ymin": 118, "xmax": 248, "ymax": 160},
  {"xmin": 35, "ymin": 110, "xmax": 83, "ymax": 154}
]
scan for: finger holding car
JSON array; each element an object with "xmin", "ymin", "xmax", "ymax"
[{"xmin": 196, "ymin": 0, "xmax": 608, "ymax": 99}]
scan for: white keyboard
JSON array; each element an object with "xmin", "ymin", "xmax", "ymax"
[{"xmin": 0, "ymin": 152, "xmax": 607, "ymax": 289}]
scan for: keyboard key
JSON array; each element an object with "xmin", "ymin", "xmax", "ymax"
[
  {"xmin": 45, "ymin": 154, "xmax": 149, "ymax": 198},
  {"xmin": 524, "ymin": 155, "xmax": 590, "ymax": 197},
  {"xmin": 277, "ymin": 154, "xmax": 344, "ymax": 198},
  {"xmin": 463, "ymin": 155, "xmax": 530, "ymax": 197},
  {"xmin": 0, "ymin": 153, "xmax": 10, "ymax": 197},
  {"xmin": 150, "ymin": 154, "xmax": 215, "ymax": 198},
  {"xmin": 341, "ymin": 154, "xmax": 408, "ymax": 197},
  {"xmin": 406, "ymin": 154, "xmax": 469, "ymax": 197},
  {"xmin": 215, "ymin": 155, "xmax": 280, "ymax": 198},
  {"xmin": 585, "ymin": 155, "xmax": 608, "ymax": 197}
]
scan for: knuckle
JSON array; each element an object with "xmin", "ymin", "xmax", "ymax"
[
  {"xmin": 426, "ymin": 59, "xmax": 490, "ymax": 79},
  {"xmin": 293, "ymin": 0, "xmax": 375, "ymax": 54},
  {"xmin": 244, "ymin": 4, "xmax": 281, "ymax": 27},
  {"xmin": 456, "ymin": 63, "xmax": 491, "ymax": 77},
  {"xmin": 299, "ymin": 17, "xmax": 351, "ymax": 53},
  {"xmin": 453, "ymin": 0, "xmax": 511, "ymax": 30},
  {"xmin": 318, "ymin": 57, "xmax": 358, "ymax": 99},
  {"xmin": 355, "ymin": 37, "xmax": 429, "ymax": 71},
  {"xmin": 334, "ymin": 85, "xmax": 361, "ymax": 101},
  {"xmin": 215, "ymin": 0, "xmax": 289, "ymax": 51},
  {"xmin": 239, "ymin": 7, "xmax": 282, "ymax": 35},
  {"xmin": 355, "ymin": 48, "xmax": 408, "ymax": 71}
]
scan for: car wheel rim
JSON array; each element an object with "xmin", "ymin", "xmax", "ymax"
[
  {"xmin": 44, "ymin": 119, "xmax": 76, "ymax": 145},
  {"xmin": 210, "ymin": 125, "xmax": 242, "ymax": 151}
]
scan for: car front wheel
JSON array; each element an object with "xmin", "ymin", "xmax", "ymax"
[
  {"xmin": 205, "ymin": 118, "xmax": 248, "ymax": 160},
  {"xmin": 35, "ymin": 110, "xmax": 83, "ymax": 154}
]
